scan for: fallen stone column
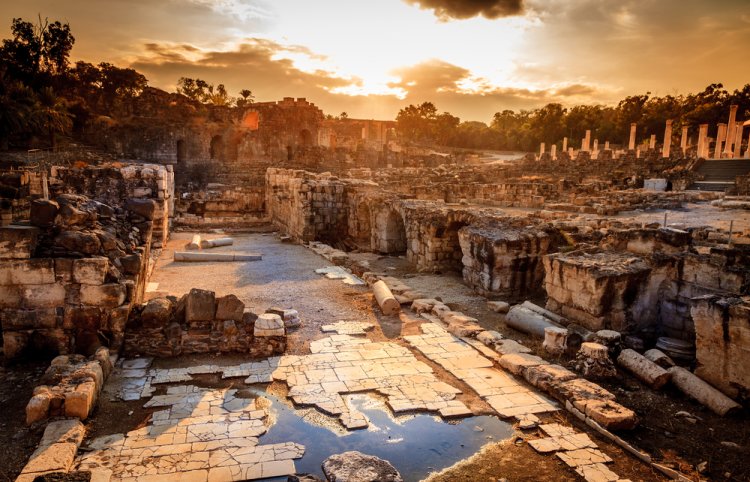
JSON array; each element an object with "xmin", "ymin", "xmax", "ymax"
[
  {"xmin": 505, "ymin": 305, "xmax": 563, "ymax": 338},
  {"xmin": 373, "ymin": 280, "xmax": 400, "ymax": 316},
  {"xmin": 200, "ymin": 237, "xmax": 234, "ymax": 249},
  {"xmin": 174, "ymin": 252, "xmax": 261, "ymax": 262},
  {"xmin": 668, "ymin": 366, "xmax": 741, "ymax": 416},
  {"xmin": 186, "ymin": 234, "xmax": 201, "ymax": 250},
  {"xmin": 521, "ymin": 300, "xmax": 567, "ymax": 325},
  {"xmin": 617, "ymin": 349, "xmax": 671, "ymax": 389}
]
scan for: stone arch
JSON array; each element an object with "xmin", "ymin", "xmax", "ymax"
[
  {"xmin": 210, "ymin": 135, "xmax": 225, "ymax": 161},
  {"xmin": 176, "ymin": 139, "xmax": 186, "ymax": 163},
  {"xmin": 299, "ymin": 129, "xmax": 313, "ymax": 147}
]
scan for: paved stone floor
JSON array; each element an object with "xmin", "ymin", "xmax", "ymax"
[{"xmin": 77, "ymin": 385, "xmax": 305, "ymax": 481}]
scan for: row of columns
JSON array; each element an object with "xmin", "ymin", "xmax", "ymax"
[{"xmin": 540, "ymin": 105, "xmax": 749, "ymax": 160}]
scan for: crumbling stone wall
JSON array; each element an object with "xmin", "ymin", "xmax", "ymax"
[
  {"xmin": 691, "ymin": 296, "xmax": 750, "ymax": 400},
  {"xmin": 124, "ymin": 289, "xmax": 286, "ymax": 357},
  {"xmin": 0, "ymin": 163, "xmax": 174, "ymax": 360}
]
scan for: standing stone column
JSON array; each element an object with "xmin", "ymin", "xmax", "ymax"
[
  {"xmin": 604, "ymin": 141, "xmax": 610, "ymax": 150},
  {"xmin": 697, "ymin": 124, "xmax": 709, "ymax": 158},
  {"xmin": 628, "ymin": 123, "xmax": 637, "ymax": 150},
  {"xmin": 649, "ymin": 134, "xmax": 656, "ymax": 150},
  {"xmin": 724, "ymin": 104, "xmax": 738, "ymax": 155},
  {"xmin": 714, "ymin": 123, "xmax": 727, "ymax": 158},
  {"xmin": 539, "ymin": 143, "xmax": 545, "ymax": 157},
  {"xmin": 662, "ymin": 120, "xmax": 673, "ymax": 158},
  {"xmin": 680, "ymin": 126, "xmax": 689, "ymax": 151},
  {"xmin": 582, "ymin": 130, "xmax": 591, "ymax": 152},
  {"xmin": 550, "ymin": 144, "xmax": 557, "ymax": 160},
  {"xmin": 733, "ymin": 124, "xmax": 743, "ymax": 158},
  {"xmin": 562, "ymin": 137, "xmax": 568, "ymax": 152}
]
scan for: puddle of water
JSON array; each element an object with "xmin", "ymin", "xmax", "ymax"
[{"xmin": 248, "ymin": 388, "xmax": 514, "ymax": 482}]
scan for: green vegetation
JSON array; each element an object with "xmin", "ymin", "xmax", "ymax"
[{"xmin": 397, "ymin": 86, "xmax": 750, "ymax": 151}]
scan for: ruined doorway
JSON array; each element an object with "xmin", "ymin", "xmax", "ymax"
[
  {"xmin": 176, "ymin": 139, "xmax": 186, "ymax": 163},
  {"xmin": 437, "ymin": 221, "xmax": 469, "ymax": 273},
  {"xmin": 381, "ymin": 210, "xmax": 407, "ymax": 255},
  {"xmin": 299, "ymin": 129, "xmax": 313, "ymax": 147},
  {"xmin": 353, "ymin": 202, "xmax": 372, "ymax": 249},
  {"xmin": 210, "ymin": 135, "xmax": 225, "ymax": 161}
]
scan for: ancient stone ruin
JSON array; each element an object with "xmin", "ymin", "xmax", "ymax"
[{"xmin": 2, "ymin": 99, "xmax": 749, "ymax": 482}]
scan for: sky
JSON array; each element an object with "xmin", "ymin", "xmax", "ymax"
[{"xmin": 2, "ymin": 0, "xmax": 749, "ymax": 122}]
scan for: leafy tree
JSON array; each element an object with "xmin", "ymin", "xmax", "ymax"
[
  {"xmin": 0, "ymin": 16, "xmax": 74, "ymax": 85},
  {"xmin": 33, "ymin": 87, "xmax": 72, "ymax": 147},
  {"xmin": 236, "ymin": 89, "xmax": 254, "ymax": 107}
]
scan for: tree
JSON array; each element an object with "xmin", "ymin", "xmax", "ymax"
[
  {"xmin": 33, "ymin": 87, "xmax": 72, "ymax": 147},
  {"xmin": 236, "ymin": 89, "xmax": 254, "ymax": 107},
  {"xmin": 0, "ymin": 71, "xmax": 37, "ymax": 148},
  {"xmin": 99, "ymin": 63, "xmax": 147, "ymax": 112},
  {"xmin": 0, "ymin": 16, "xmax": 74, "ymax": 85}
]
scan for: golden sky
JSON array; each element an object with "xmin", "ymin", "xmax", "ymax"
[{"xmin": 2, "ymin": 0, "xmax": 750, "ymax": 121}]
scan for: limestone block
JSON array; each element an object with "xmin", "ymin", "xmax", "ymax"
[
  {"xmin": 266, "ymin": 307, "xmax": 300, "ymax": 328},
  {"xmin": 2, "ymin": 308, "xmax": 58, "ymax": 330},
  {"xmin": 20, "ymin": 284, "xmax": 66, "ymax": 308},
  {"xmin": 322, "ymin": 451, "xmax": 403, "ymax": 482},
  {"xmin": 64, "ymin": 381, "xmax": 96, "ymax": 419},
  {"xmin": 410, "ymin": 298, "xmax": 440, "ymax": 314},
  {"xmin": 494, "ymin": 339, "xmax": 532, "ymax": 355},
  {"xmin": 72, "ymin": 257, "xmax": 108, "ymax": 285},
  {"xmin": 0, "ymin": 285, "xmax": 21, "ymax": 308},
  {"xmin": 617, "ymin": 349, "xmax": 671, "ymax": 389},
  {"xmin": 126, "ymin": 198, "xmax": 156, "ymax": 220},
  {"xmin": 54, "ymin": 230, "xmax": 102, "ymax": 255},
  {"xmin": 254, "ymin": 313, "xmax": 285, "ymax": 337},
  {"xmin": 498, "ymin": 353, "xmax": 547, "ymax": 376},
  {"xmin": 477, "ymin": 330, "xmax": 503, "ymax": 346},
  {"xmin": 487, "ymin": 300, "xmax": 510, "ymax": 313},
  {"xmin": 54, "ymin": 258, "xmax": 74, "ymax": 282},
  {"xmin": 141, "ymin": 298, "xmax": 173, "ymax": 327},
  {"xmin": 26, "ymin": 392, "xmax": 51, "ymax": 425},
  {"xmin": 578, "ymin": 399, "xmax": 638, "ymax": 430},
  {"xmin": 549, "ymin": 378, "xmax": 616, "ymax": 405},
  {"xmin": 447, "ymin": 322, "xmax": 483, "ymax": 338},
  {"xmin": 40, "ymin": 419, "xmax": 86, "ymax": 446},
  {"xmin": 0, "ymin": 259, "xmax": 55, "ymax": 285},
  {"xmin": 525, "ymin": 364, "xmax": 577, "ymax": 390},
  {"xmin": 80, "ymin": 283, "xmax": 126, "ymax": 308},
  {"xmin": 185, "ymin": 288, "xmax": 216, "ymax": 322},
  {"xmin": 643, "ymin": 348, "xmax": 675, "ymax": 369},
  {"xmin": 0, "ymin": 225, "xmax": 39, "ymax": 259},
  {"xmin": 543, "ymin": 327, "xmax": 568, "ymax": 355},
  {"xmin": 215, "ymin": 294, "xmax": 245, "ymax": 321},
  {"xmin": 20, "ymin": 442, "xmax": 78, "ymax": 475}
]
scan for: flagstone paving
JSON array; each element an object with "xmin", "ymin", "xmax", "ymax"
[
  {"xmin": 76, "ymin": 386, "xmax": 304, "ymax": 482},
  {"xmin": 320, "ymin": 321, "xmax": 375, "ymax": 335},
  {"xmin": 404, "ymin": 323, "xmax": 558, "ymax": 419}
]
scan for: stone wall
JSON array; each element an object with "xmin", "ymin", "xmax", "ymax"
[
  {"xmin": 124, "ymin": 289, "xmax": 286, "ymax": 358},
  {"xmin": 0, "ymin": 163, "xmax": 174, "ymax": 360},
  {"xmin": 691, "ymin": 296, "xmax": 750, "ymax": 400}
]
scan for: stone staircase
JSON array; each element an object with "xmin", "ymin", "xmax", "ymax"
[{"xmin": 689, "ymin": 158, "xmax": 750, "ymax": 191}]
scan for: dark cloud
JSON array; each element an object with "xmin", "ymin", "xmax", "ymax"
[{"xmin": 404, "ymin": 0, "xmax": 523, "ymax": 20}]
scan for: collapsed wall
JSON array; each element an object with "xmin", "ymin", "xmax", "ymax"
[{"xmin": 0, "ymin": 163, "xmax": 174, "ymax": 360}]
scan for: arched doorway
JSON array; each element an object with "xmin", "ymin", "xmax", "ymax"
[
  {"xmin": 210, "ymin": 135, "xmax": 224, "ymax": 161},
  {"xmin": 176, "ymin": 139, "xmax": 186, "ymax": 163},
  {"xmin": 437, "ymin": 220, "xmax": 469, "ymax": 273},
  {"xmin": 299, "ymin": 129, "xmax": 313, "ymax": 147},
  {"xmin": 382, "ymin": 210, "xmax": 406, "ymax": 255}
]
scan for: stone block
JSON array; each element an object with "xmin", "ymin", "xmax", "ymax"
[
  {"xmin": 185, "ymin": 288, "xmax": 216, "ymax": 322},
  {"xmin": 141, "ymin": 298, "xmax": 173, "ymax": 327},
  {"xmin": 79, "ymin": 283, "xmax": 126, "ymax": 308},
  {"xmin": 477, "ymin": 330, "xmax": 503, "ymax": 346},
  {"xmin": 254, "ymin": 313, "xmax": 285, "ymax": 337},
  {"xmin": 2, "ymin": 308, "xmax": 58, "ymax": 330},
  {"xmin": 54, "ymin": 258, "xmax": 74, "ymax": 282},
  {"xmin": 0, "ymin": 258, "xmax": 55, "ymax": 285},
  {"xmin": 30, "ymin": 199, "xmax": 60, "ymax": 227},
  {"xmin": 126, "ymin": 198, "xmax": 156, "ymax": 220},
  {"xmin": 215, "ymin": 294, "xmax": 245, "ymax": 321},
  {"xmin": 20, "ymin": 442, "xmax": 77, "ymax": 475},
  {"xmin": 39, "ymin": 419, "xmax": 85, "ymax": 448},
  {"xmin": 0, "ymin": 225, "xmax": 39, "ymax": 259},
  {"xmin": 487, "ymin": 301, "xmax": 510, "ymax": 313},
  {"xmin": 498, "ymin": 353, "xmax": 547, "ymax": 375},
  {"xmin": 54, "ymin": 231, "xmax": 102, "ymax": 255},
  {"xmin": 3, "ymin": 330, "xmax": 28, "ymax": 359},
  {"xmin": 550, "ymin": 378, "xmax": 616, "ymax": 405},
  {"xmin": 20, "ymin": 284, "xmax": 66, "ymax": 308},
  {"xmin": 72, "ymin": 257, "xmax": 108, "ymax": 285},
  {"xmin": 578, "ymin": 399, "xmax": 638, "ymax": 430},
  {"xmin": 64, "ymin": 381, "xmax": 96, "ymax": 419},
  {"xmin": 26, "ymin": 392, "xmax": 51, "ymax": 425},
  {"xmin": 525, "ymin": 364, "xmax": 577, "ymax": 390}
]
